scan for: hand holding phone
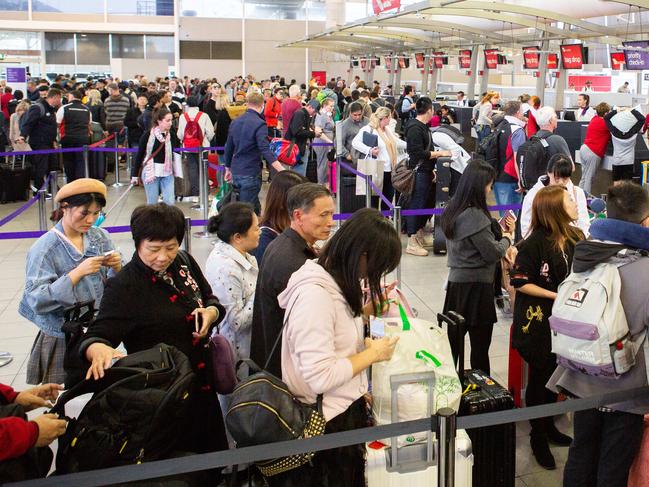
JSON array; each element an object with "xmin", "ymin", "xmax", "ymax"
[{"xmin": 498, "ymin": 210, "xmax": 517, "ymax": 233}]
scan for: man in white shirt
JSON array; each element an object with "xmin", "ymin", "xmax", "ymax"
[
  {"xmin": 349, "ymin": 76, "xmax": 361, "ymax": 91},
  {"xmin": 575, "ymin": 93, "xmax": 596, "ymax": 122},
  {"xmin": 617, "ymin": 81, "xmax": 631, "ymax": 94},
  {"xmin": 430, "ymin": 126, "xmax": 470, "ymax": 196},
  {"xmin": 521, "ymin": 154, "xmax": 590, "ymax": 238},
  {"xmin": 455, "ymin": 91, "xmax": 468, "ymax": 107},
  {"xmin": 583, "ymin": 81, "xmax": 593, "ymax": 92}
]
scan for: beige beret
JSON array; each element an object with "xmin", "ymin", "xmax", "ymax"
[{"xmin": 55, "ymin": 178, "xmax": 107, "ymax": 203}]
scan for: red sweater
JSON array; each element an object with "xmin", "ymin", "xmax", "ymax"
[
  {"xmin": 526, "ymin": 111, "xmax": 539, "ymax": 138},
  {"xmin": 264, "ymin": 96, "xmax": 282, "ymax": 128},
  {"xmin": 281, "ymin": 99, "xmax": 302, "ymax": 138},
  {"xmin": 583, "ymin": 116, "xmax": 611, "ymax": 158},
  {"xmin": 0, "ymin": 384, "xmax": 39, "ymax": 461}
]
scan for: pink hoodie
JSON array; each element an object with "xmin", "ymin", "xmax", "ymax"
[{"xmin": 278, "ymin": 259, "xmax": 368, "ymax": 421}]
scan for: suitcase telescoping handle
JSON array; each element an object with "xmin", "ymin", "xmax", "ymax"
[{"xmin": 437, "ymin": 311, "xmax": 466, "ymax": 377}]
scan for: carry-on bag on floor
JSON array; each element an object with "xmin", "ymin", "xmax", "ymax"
[
  {"xmin": 366, "ymin": 371, "xmax": 473, "ymax": 487},
  {"xmin": 0, "ymin": 157, "xmax": 31, "ymax": 203},
  {"xmin": 175, "ymin": 154, "xmax": 192, "ymax": 199},
  {"xmin": 433, "ymin": 157, "xmax": 452, "ymax": 255},
  {"xmin": 507, "ymin": 323, "xmax": 528, "ymax": 408},
  {"xmin": 440, "ymin": 311, "xmax": 516, "ymax": 487},
  {"xmin": 340, "ymin": 174, "xmax": 367, "ymax": 213}
]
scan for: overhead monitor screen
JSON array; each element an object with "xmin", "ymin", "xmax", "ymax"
[
  {"xmin": 560, "ymin": 44, "xmax": 584, "ymax": 69},
  {"xmin": 484, "ymin": 49, "xmax": 498, "ymax": 69},
  {"xmin": 459, "ymin": 49, "xmax": 472, "ymax": 69},
  {"xmin": 414, "ymin": 52, "xmax": 425, "ymax": 69},
  {"xmin": 610, "ymin": 52, "xmax": 625, "ymax": 70},
  {"xmin": 623, "ymin": 41, "xmax": 649, "ymax": 70},
  {"xmin": 523, "ymin": 46, "xmax": 540, "ymax": 70}
]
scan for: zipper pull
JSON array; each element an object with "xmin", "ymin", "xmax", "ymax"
[{"xmin": 136, "ymin": 448, "xmax": 145, "ymax": 464}]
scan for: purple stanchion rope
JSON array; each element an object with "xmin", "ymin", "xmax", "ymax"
[
  {"xmin": 0, "ymin": 147, "xmax": 84, "ymax": 157},
  {"xmin": 336, "ymin": 160, "xmax": 394, "ymax": 210},
  {"xmin": 0, "ymin": 173, "xmax": 54, "ymax": 228}
]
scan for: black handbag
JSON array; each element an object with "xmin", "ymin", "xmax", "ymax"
[{"xmin": 225, "ymin": 308, "xmax": 325, "ymax": 477}]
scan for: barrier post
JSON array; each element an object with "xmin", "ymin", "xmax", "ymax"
[
  {"xmin": 335, "ymin": 158, "xmax": 342, "ymax": 228},
  {"xmin": 437, "ymin": 407, "xmax": 457, "ymax": 487},
  {"xmin": 38, "ymin": 189, "xmax": 47, "ymax": 231},
  {"xmin": 194, "ymin": 150, "xmax": 211, "ymax": 238},
  {"xmin": 83, "ymin": 145, "xmax": 89, "ymax": 178},
  {"xmin": 112, "ymin": 134, "xmax": 124, "ymax": 187},
  {"xmin": 365, "ymin": 174, "xmax": 372, "ymax": 208},
  {"xmin": 182, "ymin": 216, "xmax": 192, "ymax": 254},
  {"xmin": 124, "ymin": 127, "xmax": 132, "ymax": 176},
  {"xmin": 49, "ymin": 171, "xmax": 58, "ymax": 213},
  {"xmin": 392, "ymin": 205, "xmax": 402, "ymax": 283},
  {"xmin": 192, "ymin": 147, "xmax": 205, "ymax": 211}
]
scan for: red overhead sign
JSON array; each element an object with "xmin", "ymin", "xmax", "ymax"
[
  {"xmin": 415, "ymin": 52, "xmax": 425, "ymax": 70},
  {"xmin": 385, "ymin": 56, "xmax": 392, "ymax": 72},
  {"xmin": 311, "ymin": 71, "xmax": 326, "ymax": 87},
  {"xmin": 433, "ymin": 52, "xmax": 444, "ymax": 69},
  {"xmin": 372, "ymin": 0, "xmax": 400, "ymax": 15},
  {"xmin": 547, "ymin": 53, "xmax": 558, "ymax": 70},
  {"xmin": 360, "ymin": 58, "xmax": 367, "ymax": 71},
  {"xmin": 484, "ymin": 49, "xmax": 498, "ymax": 69},
  {"xmin": 611, "ymin": 52, "xmax": 625, "ymax": 70},
  {"xmin": 523, "ymin": 46, "xmax": 540, "ymax": 70},
  {"xmin": 459, "ymin": 49, "xmax": 472, "ymax": 69},
  {"xmin": 560, "ymin": 44, "xmax": 584, "ymax": 69}
]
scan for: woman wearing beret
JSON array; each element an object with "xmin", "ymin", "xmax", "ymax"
[{"xmin": 19, "ymin": 179, "xmax": 121, "ymax": 385}]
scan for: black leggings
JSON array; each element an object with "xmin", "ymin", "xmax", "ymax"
[{"xmin": 525, "ymin": 356, "xmax": 558, "ymax": 436}]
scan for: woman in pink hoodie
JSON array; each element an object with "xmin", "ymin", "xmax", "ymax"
[{"xmin": 271, "ymin": 208, "xmax": 401, "ymax": 486}]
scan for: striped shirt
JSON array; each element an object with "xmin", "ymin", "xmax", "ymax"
[{"xmin": 104, "ymin": 94, "xmax": 131, "ymax": 127}]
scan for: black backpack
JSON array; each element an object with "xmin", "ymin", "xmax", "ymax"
[
  {"xmin": 52, "ymin": 344, "xmax": 196, "ymax": 474},
  {"xmin": 515, "ymin": 132, "xmax": 552, "ymax": 190},
  {"xmin": 395, "ymin": 95, "xmax": 410, "ymax": 120},
  {"xmin": 225, "ymin": 307, "xmax": 326, "ymax": 478},
  {"xmin": 476, "ymin": 119, "xmax": 510, "ymax": 170},
  {"xmin": 61, "ymin": 300, "xmax": 96, "ymax": 389}
]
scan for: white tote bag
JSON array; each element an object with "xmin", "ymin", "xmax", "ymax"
[
  {"xmin": 372, "ymin": 315, "xmax": 462, "ymax": 447},
  {"xmin": 172, "ymin": 153, "xmax": 184, "ymax": 178},
  {"xmin": 355, "ymin": 153, "xmax": 385, "ymax": 196}
]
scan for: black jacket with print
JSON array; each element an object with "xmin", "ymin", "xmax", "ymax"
[{"xmin": 510, "ymin": 228, "xmax": 576, "ymax": 365}]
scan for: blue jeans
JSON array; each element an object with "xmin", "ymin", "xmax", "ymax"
[
  {"xmin": 476, "ymin": 124, "xmax": 491, "ymax": 142},
  {"xmin": 563, "ymin": 409, "xmax": 643, "ymax": 487},
  {"xmin": 233, "ymin": 174, "xmax": 262, "ymax": 214},
  {"xmin": 493, "ymin": 181, "xmax": 521, "ymax": 217},
  {"xmin": 144, "ymin": 174, "xmax": 175, "ymax": 205},
  {"xmin": 406, "ymin": 171, "xmax": 434, "ymax": 236}
]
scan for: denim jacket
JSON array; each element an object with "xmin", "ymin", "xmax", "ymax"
[{"xmin": 19, "ymin": 221, "xmax": 117, "ymax": 338}]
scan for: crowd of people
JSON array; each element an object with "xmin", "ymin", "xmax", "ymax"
[{"xmin": 1, "ymin": 71, "xmax": 649, "ymax": 487}]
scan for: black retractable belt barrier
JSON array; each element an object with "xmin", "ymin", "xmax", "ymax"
[{"xmin": 6, "ymin": 385, "xmax": 649, "ymax": 487}]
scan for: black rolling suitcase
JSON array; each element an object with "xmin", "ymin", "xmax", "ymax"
[
  {"xmin": 433, "ymin": 156, "xmax": 452, "ymax": 255},
  {"xmin": 438, "ymin": 311, "xmax": 516, "ymax": 487},
  {"xmin": 339, "ymin": 160, "xmax": 366, "ymax": 213},
  {"xmin": 306, "ymin": 147, "xmax": 318, "ymax": 183},
  {"xmin": 0, "ymin": 157, "xmax": 31, "ymax": 203}
]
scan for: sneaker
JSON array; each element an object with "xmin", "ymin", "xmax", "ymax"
[
  {"xmin": 416, "ymin": 229, "xmax": 434, "ymax": 247},
  {"xmin": 406, "ymin": 236, "xmax": 428, "ymax": 256}
]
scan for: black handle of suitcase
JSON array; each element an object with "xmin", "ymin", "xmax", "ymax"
[{"xmin": 437, "ymin": 311, "xmax": 466, "ymax": 378}]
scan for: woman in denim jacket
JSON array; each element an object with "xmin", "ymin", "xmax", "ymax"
[{"xmin": 19, "ymin": 179, "xmax": 121, "ymax": 385}]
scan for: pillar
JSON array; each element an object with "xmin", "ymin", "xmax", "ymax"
[
  {"xmin": 479, "ymin": 48, "xmax": 490, "ymax": 97},
  {"xmin": 389, "ymin": 55, "xmax": 397, "ymax": 90},
  {"xmin": 466, "ymin": 47, "xmax": 479, "ymax": 100},
  {"xmin": 554, "ymin": 66, "xmax": 567, "ymax": 111},
  {"xmin": 429, "ymin": 66, "xmax": 439, "ymax": 99},
  {"xmin": 421, "ymin": 52, "xmax": 430, "ymax": 96},
  {"xmin": 394, "ymin": 59, "xmax": 402, "ymax": 96},
  {"xmin": 535, "ymin": 33, "xmax": 550, "ymax": 102},
  {"xmin": 364, "ymin": 55, "xmax": 373, "ymax": 85},
  {"xmin": 637, "ymin": 71, "xmax": 644, "ymax": 96}
]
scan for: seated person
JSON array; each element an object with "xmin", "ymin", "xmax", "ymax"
[{"xmin": 81, "ymin": 203, "xmax": 228, "ymax": 458}]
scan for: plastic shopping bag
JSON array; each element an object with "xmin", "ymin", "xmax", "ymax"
[{"xmin": 371, "ymin": 314, "xmax": 462, "ymax": 447}]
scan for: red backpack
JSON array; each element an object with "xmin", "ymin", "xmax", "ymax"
[{"xmin": 183, "ymin": 112, "xmax": 204, "ymax": 148}]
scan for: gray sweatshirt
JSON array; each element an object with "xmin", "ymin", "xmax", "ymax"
[{"xmin": 446, "ymin": 207, "xmax": 510, "ymax": 283}]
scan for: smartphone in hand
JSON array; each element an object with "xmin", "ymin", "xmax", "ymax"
[{"xmin": 498, "ymin": 210, "xmax": 517, "ymax": 231}]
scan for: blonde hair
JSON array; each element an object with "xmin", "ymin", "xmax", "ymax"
[
  {"xmin": 16, "ymin": 100, "xmax": 31, "ymax": 114},
  {"xmin": 87, "ymin": 89, "xmax": 102, "ymax": 106},
  {"xmin": 214, "ymin": 93, "xmax": 230, "ymax": 110},
  {"xmin": 369, "ymin": 107, "xmax": 398, "ymax": 167},
  {"xmin": 481, "ymin": 91, "xmax": 500, "ymax": 104}
]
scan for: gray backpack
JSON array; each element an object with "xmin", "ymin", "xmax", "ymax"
[{"xmin": 549, "ymin": 250, "xmax": 647, "ymax": 378}]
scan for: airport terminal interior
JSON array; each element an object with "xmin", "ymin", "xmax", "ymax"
[{"xmin": 2, "ymin": 0, "xmax": 649, "ymax": 486}]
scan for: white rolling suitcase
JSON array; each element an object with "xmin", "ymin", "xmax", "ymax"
[{"xmin": 366, "ymin": 372, "xmax": 473, "ymax": 487}]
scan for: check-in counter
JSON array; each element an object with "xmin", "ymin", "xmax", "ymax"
[
  {"xmin": 575, "ymin": 124, "xmax": 649, "ymax": 174},
  {"xmin": 555, "ymin": 120, "xmax": 590, "ymax": 155}
]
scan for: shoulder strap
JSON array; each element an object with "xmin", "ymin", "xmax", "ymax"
[{"xmin": 184, "ymin": 113, "xmax": 190, "ymax": 123}]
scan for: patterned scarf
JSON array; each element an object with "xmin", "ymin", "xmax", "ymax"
[{"xmin": 142, "ymin": 126, "xmax": 172, "ymax": 184}]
